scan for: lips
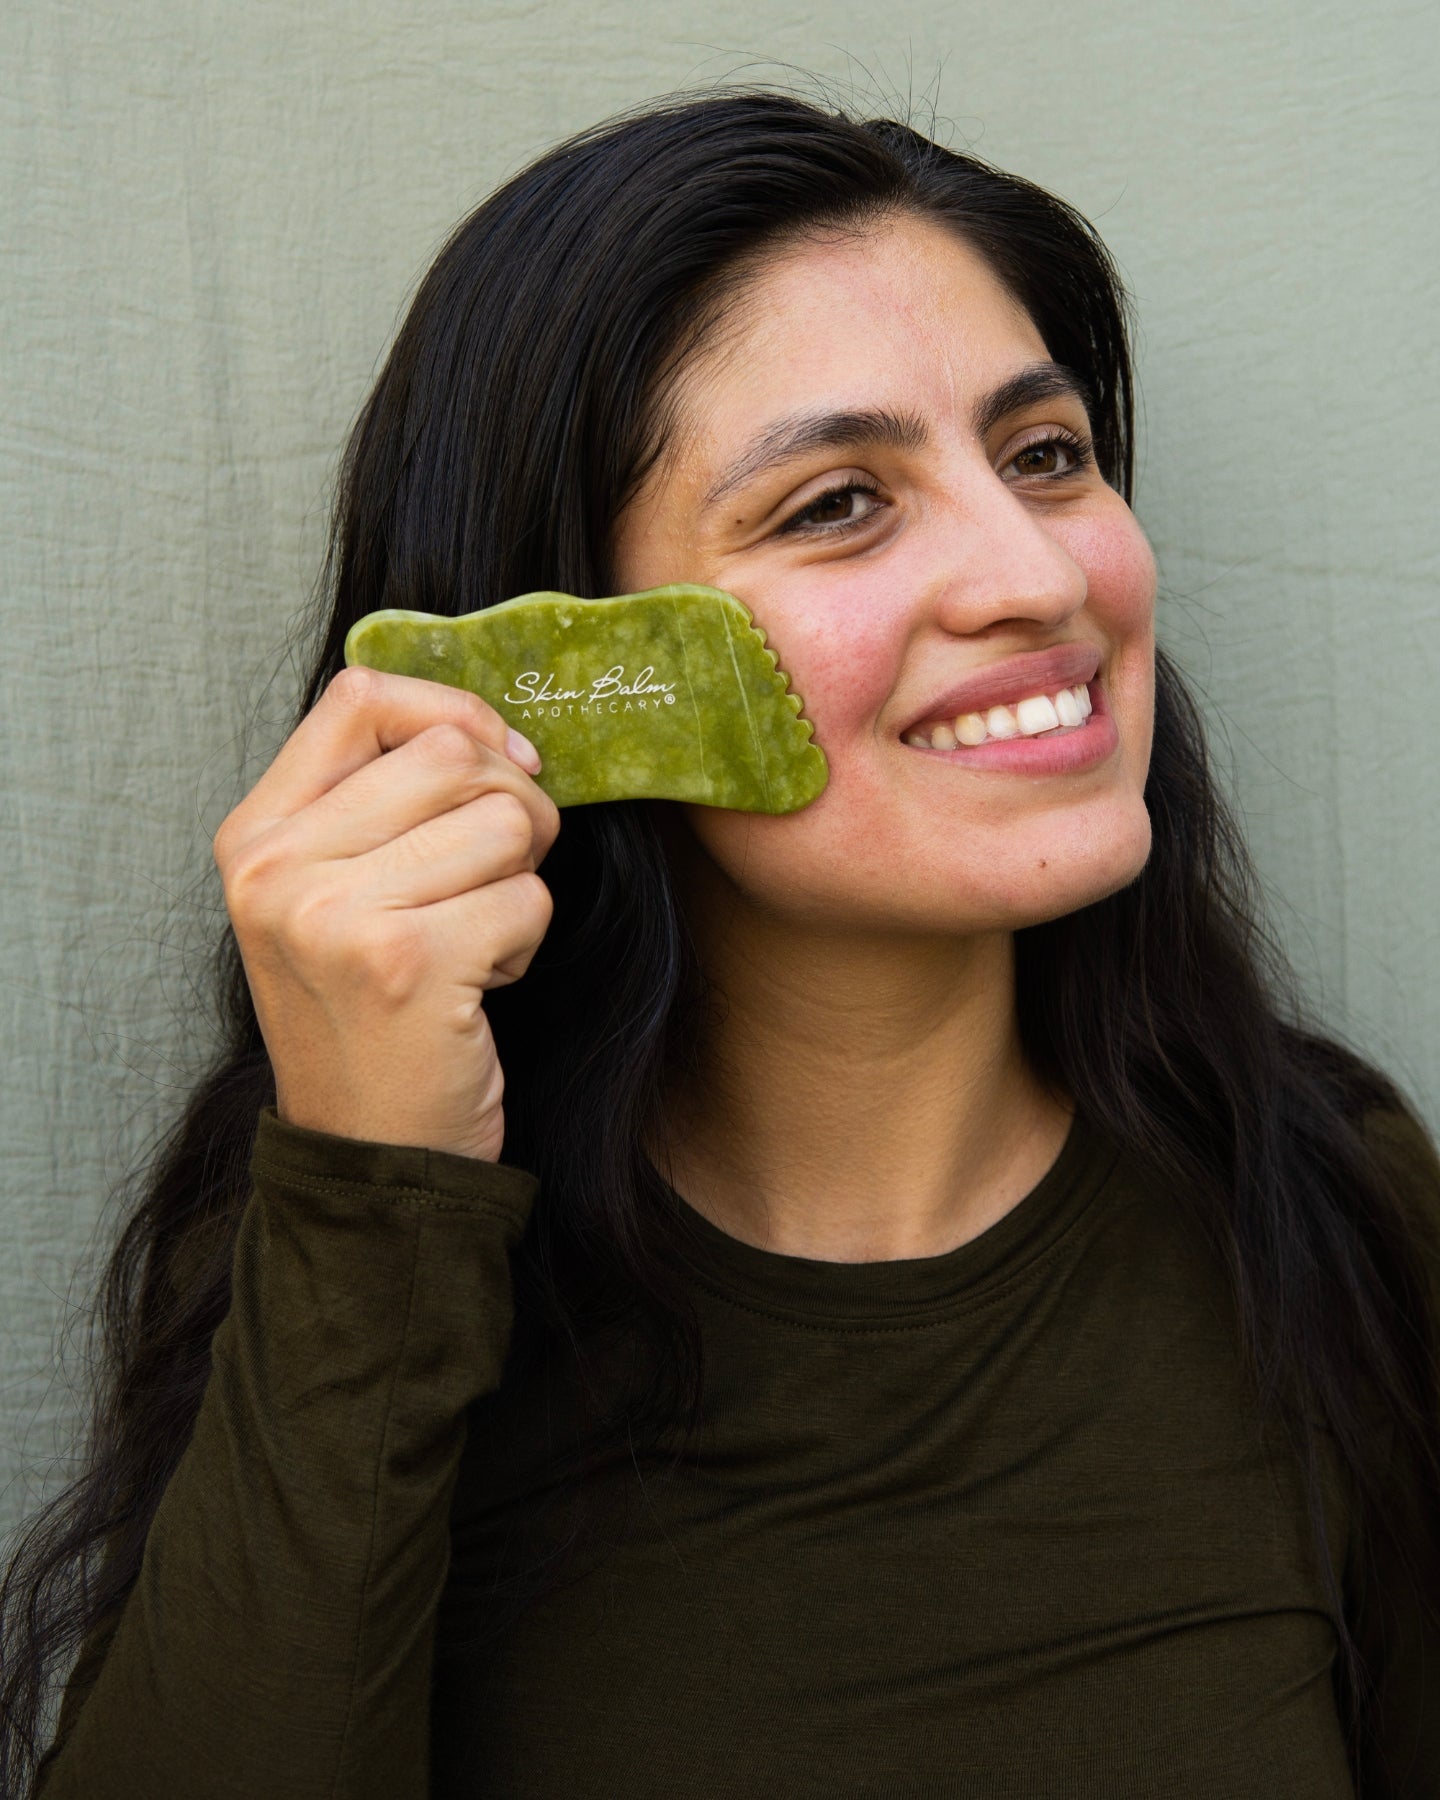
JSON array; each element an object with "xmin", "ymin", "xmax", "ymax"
[{"xmin": 898, "ymin": 642, "xmax": 1102, "ymax": 739}]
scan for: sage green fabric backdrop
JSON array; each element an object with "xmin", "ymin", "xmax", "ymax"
[{"xmin": 3, "ymin": 3, "xmax": 1436, "ymax": 1545}]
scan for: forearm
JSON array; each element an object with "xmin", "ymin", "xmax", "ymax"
[{"xmin": 36, "ymin": 1108, "xmax": 537, "ymax": 1800}]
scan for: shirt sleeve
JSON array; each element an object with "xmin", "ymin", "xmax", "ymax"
[
  {"xmin": 1349, "ymin": 1103, "xmax": 1440, "ymax": 1800},
  {"xmin": 33, "ymin": 1104, "xmax": 539, "ymax": 1800}
]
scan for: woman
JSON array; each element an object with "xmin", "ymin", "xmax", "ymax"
[{"xmin": 3, "ymin": 89, "xmax": 1437, "ymax": 1799}]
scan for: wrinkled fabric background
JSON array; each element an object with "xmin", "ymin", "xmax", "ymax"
[{"xmin": 3, "ymin": 3, "xmax": 1436, "ymax": 1544}]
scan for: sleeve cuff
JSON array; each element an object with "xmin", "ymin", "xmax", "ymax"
[{"xmin": 251, "ymin": 1103, "xmax": 539, "ymax": 1219}]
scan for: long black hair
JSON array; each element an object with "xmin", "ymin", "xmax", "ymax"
[{"xmin": 3, "ymin": 87, "xmax": 1437, "ymax": 1796}]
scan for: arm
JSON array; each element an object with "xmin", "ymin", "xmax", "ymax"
[
  {"xmin": 34, "ymin": 1104, "xmax": 538, "ymax": 1800},
  {"xmin": 1350, "ymin": 1104, "xmax": 1440, "ymax": 1800}
]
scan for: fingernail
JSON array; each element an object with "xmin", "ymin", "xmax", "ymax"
[{"xmin": 505, "ymin": 727, "xmax": 542, "ymax": 772}]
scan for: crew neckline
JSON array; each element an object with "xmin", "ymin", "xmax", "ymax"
[{"xmin": 656, "ymin": 1107, "xmax": 1120, "ymax": 1326}]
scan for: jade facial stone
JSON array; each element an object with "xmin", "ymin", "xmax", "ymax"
[{"xmin": 342, "ymin": 584, "xmax": 828, "ymax": 813}]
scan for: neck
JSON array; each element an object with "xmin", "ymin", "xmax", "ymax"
[{"xmin": 656, "ymin": 845, "xmax": 1075, "ymax": 1264}]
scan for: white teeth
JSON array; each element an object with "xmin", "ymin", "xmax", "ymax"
[
  {"xmin": 906, "ymin": 684, "xmax": 1095, "ymax": 750},
  {"xmin": 955, "ymin": 712, "xmax": 988, "ymax": 746},
  {"xmin": 1015, "ymin": 695, "xmax": 1061, "ymax": 735}
]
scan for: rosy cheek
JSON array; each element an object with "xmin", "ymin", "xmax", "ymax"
[
  {"xmin": 766, "ymin": 593, "xmax": 907, "ymax": 745},
  {"xmin": 1059, "ymin": 506, "xmax": 1157, "ymax": 630}
]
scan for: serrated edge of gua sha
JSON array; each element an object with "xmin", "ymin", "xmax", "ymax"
[
  {"xmin": 731, "ymin": 603, "xmax": 817, "ymax": 735},
  {"xmin": 710, "ymin": 591, "xmax": 826, "ymax": 813}
]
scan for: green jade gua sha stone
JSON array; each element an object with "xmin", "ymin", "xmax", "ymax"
[{"xmin": 343, "ymin": 583, "xmax": 828, "ymax": 814}]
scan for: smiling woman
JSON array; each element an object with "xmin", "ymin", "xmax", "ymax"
[
  {"xmin": 4, "ymin": 88, "xmax": 1438, "ymax": 1800},
  {"xmin": 615, "ymin": 214, "xmax": 1157, "ymax": 1258}
]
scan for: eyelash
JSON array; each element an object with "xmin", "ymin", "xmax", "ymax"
[
  {"xmin": 777, "ymin": 428, "xmax": 1097, "ymax": 537},
  {"xmin": 777, "ymin": 475, "xmax": 885, "ymax": 537}
]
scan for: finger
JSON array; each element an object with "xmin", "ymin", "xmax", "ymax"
[
  {"xmin": 272, "ymin": 723, "xmax": 560, "ymax": 870},
  {"xmin": 220, "ymin": 667, "xmax": 538, "ymax": 860},
  {"xmin": 416, "ymin": 869, "xmax": 555, "ymax": 992},
  {"xmin": 352, "ymin": 786, "xmax": 557, "ymax": 912}
]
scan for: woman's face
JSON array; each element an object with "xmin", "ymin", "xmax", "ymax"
[{"xmin": 611, "ymin": 211, "xmax": 1157, "ymax": 935}]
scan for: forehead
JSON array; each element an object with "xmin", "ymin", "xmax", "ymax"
[{"xmin": 669, "ymin": 214, "xmax": 1050, "ymax": 451}]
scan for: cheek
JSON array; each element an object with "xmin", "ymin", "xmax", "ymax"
[
  {"xmin": 688, "ymin": 589, "xmax": 905, "ymax": 890},
  {"xmin": 1059, "ymin": 505, "xmax": 1158, "ymax": 779},
  {"xmin": 769, "ymin": 581, "xmax": 910, "ymax": 750},
  {"xmin": 1060, "ymin": 506, "xmax": 1157, "ymax": 634}
]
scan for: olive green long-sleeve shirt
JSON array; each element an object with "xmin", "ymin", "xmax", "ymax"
[{"xmin": 34, "ymin": 1103, "xmax": 1440, "ymax": 1798}]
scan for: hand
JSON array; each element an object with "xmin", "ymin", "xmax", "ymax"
[{"xmin": 212, "ymin": 665, "xmax": 560, "ymax": 1161}]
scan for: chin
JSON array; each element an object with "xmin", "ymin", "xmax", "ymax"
[
  {"xmin": 666, "ymin": 792, "xmax": 1155, "ymax": 937},
  {"xmin": 872, "ymin": 799, "xmax": 1156, "ymax": 934},
  {"xmin": 1008, "ymin": 865, "xmax": 1144, "ymax": 933},
  {"xmin": 1004, "ymin": 803, "xmax": 1153, "ymax": 930}
]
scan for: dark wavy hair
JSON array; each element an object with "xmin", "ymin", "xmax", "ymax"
[{"xmin": 3, "ymin": 87, "xmax": 1438, "ymax": 1797}]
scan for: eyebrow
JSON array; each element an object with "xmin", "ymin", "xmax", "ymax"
[{"xmin": 701, "ymin": 361, "xmax": 1096, "ymax": 511}]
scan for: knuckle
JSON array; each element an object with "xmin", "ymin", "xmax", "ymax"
[
  {"xmin": 212, "ymin": 811, "xmax": 240, "ymax": 872},
  {"xmin": 485, "ymin": 790, "xmax": 535, "ymax": 857},
  {"xmin": 287, "ymin": 898, "xmax": 420, "ymax": 1002},
  {"xmin": 221, "ymin": 835, "xmax": 285, "ymax": 920},
  {"xmin": 513, "ymin": 869, "xmax": 554, "ymax": 927},
  {"xmin": 281, "ymin": 880, "xmax": 349, "ymax": 959},
  {"xmin": 452, "ymin": 688, "xmax": 502, "ymax": 743},
  {"xmin": 326, "ymin": 663, "xmax": 380, "ymax": 710},
  {"xmin": 352, "ymin": 915, "xmax": 428, "ymax": 1003},
  {"xmin": 416, "ymin": 721, "xmax": 482, "ymax": 767}
]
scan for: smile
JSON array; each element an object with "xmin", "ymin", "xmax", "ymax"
[{"xmin": 902, "ymin": 683, "xmax": 1093, "ymax": 750}]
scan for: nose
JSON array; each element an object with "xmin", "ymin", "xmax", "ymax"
[{"xmin": 923, "ymin": 468, "xmax": 1088, "ymax": 635}]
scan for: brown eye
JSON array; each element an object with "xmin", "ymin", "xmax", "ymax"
[
  {"xmin": 809, "ymin": 489, "xmax": 864, "ymax": 523},
  {"xmin": 1015, "ymin": 442, "xmax": 1068, "ymax": 475},
  {"xmin": 780, "ymin": 479, "xmax": 884, "ymax": 535},
  {"xmin": 1003, "ymin": 430, "xmax": 1094, "ymax": 481}
]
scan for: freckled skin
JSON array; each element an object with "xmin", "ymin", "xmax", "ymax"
[{"xmin": 614, "ymin": 214, "xmax": 1157, "ymax": 938}]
